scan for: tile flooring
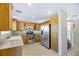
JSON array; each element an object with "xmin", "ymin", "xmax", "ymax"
[
  {"xmin": 22, "ymin": 42, "xmax": 79, "ymax": 56},
  {"xmin": 22, "ymin": 42, "xmax": 58, "ymax": 56},
  {"xmin": 66, "ymin": 43, "xmax": 79, "ymax": 56}
]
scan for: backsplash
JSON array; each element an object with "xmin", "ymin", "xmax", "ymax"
[
  {"xmin": 33, "ymin": 30, "xmax": 41, "ymax": 35},
  {"xmin": 0, "ymin": 31, "xmax": 12, "ymax": 39},
  {"xmin": 12, "ymin": 30, "xmax": 24, "ymax": 36}
]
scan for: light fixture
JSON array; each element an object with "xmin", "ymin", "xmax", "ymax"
[
  {"xmin": 48, "ymin": 10, "xmax": 52, "ymax": 15},
  {"xmin": 28, "ymin": 3, "xmax": 32, "ymax": 6}
]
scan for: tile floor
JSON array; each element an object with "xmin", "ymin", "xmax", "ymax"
[
  {"xmin": 66, "ymin": 43, "xmax": 79, "ymax": 56},
  {"xmin": 22, "ymin": 42, "xmax": 58, "ymax": 56},
  {"xmin": 22, "ymin": 42, "xmax": 79, "ymax": 56}
]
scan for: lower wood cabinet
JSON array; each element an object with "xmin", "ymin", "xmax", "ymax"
[
  {"xmin": 34, "ymin": 34, "xmax": 41, "ymax": 42},
  {"xmin": 0, "ymin": 47, "xmax": 22, "ymax": 56},
  {"xmin": 22, "ymin": 35, "xmax": 28, "ymax": 44}
]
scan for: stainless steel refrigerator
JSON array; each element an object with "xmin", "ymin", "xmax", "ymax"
[{"xmin": 41, "ymin": 24, "xmax": 51, "ymax": 49}]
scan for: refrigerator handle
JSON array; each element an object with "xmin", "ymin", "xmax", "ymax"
[{"xmin": 41, "ymin": 30, "xmax": 43, "ymax": 35}]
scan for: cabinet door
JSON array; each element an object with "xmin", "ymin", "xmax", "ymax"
[
  {"xmin": 16, "ymin": 21, "xmax": 25, "ymax": 30},
  {"xmin": 36, "ymin": 24, "xmax": 40, "ymax": 30},
  {"xmin": 22, "ymin": 35, "xmax": 28, "ymax": 44},
  {"xmin": 0, "ymin": 3, "xmax": 12, "ymax": 31},
  {"xmin": 35, "ymin": 34, "xmax": 41, "ymax": 42},
  {"xmin": 12, "ymin": 18, "xmax": 17, "ymax": 30},
  {"xmin": 0, "ymin": 47, "xmax": 22, "ymax": 56},
  {"xmin": 25, "ymin": 22, "xmax": 35, "ymax": 28}
]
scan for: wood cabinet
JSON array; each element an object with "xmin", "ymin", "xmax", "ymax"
[
  {"xmin": 24, "ymin": 22, "xmax": 41, "ymax": 30},
  {"xmin": 0, "ymin": 47, "xmax": 22, "ymax": 56},
  {"xmin": 25, "ymin": 22, "xmax": 35, "ymax": 26},
  {"xmin": 12, "ymin": 19, "xmax": 25, "ymax": 31},
  {"xmin": 35, "ymin": 24, "xmax": 41, "ymax": 30},
  {"xmin": 24, "ymin": 22, "xmax": 36, "ymax": 29},
  {"xmin": 22, "ymin": 35, "xmax": 28, "ymax": 44},
  {"xmin": 16, "ymin": 21, "xmax": 25, "ymax": 30},
  {"xmin": 50, "ymin": 16, "xmax": 58, "ymax": 52},
  {"xmin": 12, "ymin": 18, "xmax": 17, "ymax": 30},
  {"xmin": 0, "ymin": 3, "xmax": 12, "ymax": 31},
  {"xmin": 34, "ymin": 34, "xmax": 41, "ymax": 42}
]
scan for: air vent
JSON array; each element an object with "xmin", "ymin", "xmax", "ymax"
[
  {"xmin": 16, "ymin": 10, "xmax": 22, "ymax": 13},
  {"xmin": 72, "ymin": 15, "xmax": 77, "ymax": 17}
]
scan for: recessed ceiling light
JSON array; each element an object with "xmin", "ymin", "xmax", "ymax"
[
  {"xmin": 48, "ymin": 11, "xmax": 52, "ymax": 15},
  {"xmin": 28, "ymin": 3, "xmax": 32, "ymax": 6},
  {"xmin": 32, "ymin": 16, "xmax": 35, "ymax": 18}
]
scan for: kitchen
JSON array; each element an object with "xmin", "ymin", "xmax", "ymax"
[
  {"xmin": 0, "ymin": 3, "xmax": 79, "ymax": 56},
  {"xmin": 0, "ymin": 3, "xmax": 58, "ymax": 56}
]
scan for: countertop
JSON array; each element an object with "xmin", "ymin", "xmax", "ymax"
[{"xmin": 0, "ymin": 36, "xmax": 24, "ymax": 50}]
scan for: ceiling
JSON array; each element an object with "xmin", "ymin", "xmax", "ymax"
[{"xmin": 12, "ymin": 3, "xmax": 79, "ymax": 23}]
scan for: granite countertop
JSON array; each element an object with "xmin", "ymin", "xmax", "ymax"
[{"xmin": 0, "ymin": 36, "xmax": 24, "ymax": 50}]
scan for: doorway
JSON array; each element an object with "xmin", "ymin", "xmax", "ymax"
[{"xmin": 67, "ymin": 20, "xmax": 75, "ymax": 49}]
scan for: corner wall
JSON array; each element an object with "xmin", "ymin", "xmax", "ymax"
[
  {"xmin": 73, "ymin": 19, "xmax": 79, "ymax": 46},
  {"xmin": 58, "ymin": 10, "xmax": 67, "ymax": 56}
]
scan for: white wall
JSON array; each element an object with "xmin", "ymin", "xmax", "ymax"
[
  {"xmin": 58, "ymin": 10, "xmax": 67, "ymax": 56},
  {"xmin": 73, "ymin": 19, "xmax": 79, "ymax": 46}
]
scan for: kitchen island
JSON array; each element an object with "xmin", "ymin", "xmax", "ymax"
[{"xmin": 0, "ymin": 36, "xmax": 24, "ymax": 56}]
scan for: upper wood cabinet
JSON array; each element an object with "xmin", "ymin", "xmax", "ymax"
[
  {"xmin": 0, "ymin": 3, "xmax": 12, "ymax": 31},
  {"xmin": 24, "ymin": 22, "xmax": 36, "ymax": 29},
  {"xmin": 25, "ymin": 22, "xmax": 35, "ymax": 27},
  {"xmin": 35, "ymin": 24, "xmax": 41, "ymax": 30},
  {"xmin": 24, "ymin": 22, "xmax": 41, "ymax": 30},
  {"xmin": 50, "ymin": 16, "xmax": 58, "ymax": 25},
  {"xmin": 12, "ymin": 18, "xmax": 17, "ymax": 30},
  {"xmin": 16, "ymin": 21, "xmax": 25, "ymax": 30}
]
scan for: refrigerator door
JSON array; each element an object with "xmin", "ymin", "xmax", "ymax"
[{"xmin": 41, "ymin": 24, "xmax": 51, "ymax": 48}]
